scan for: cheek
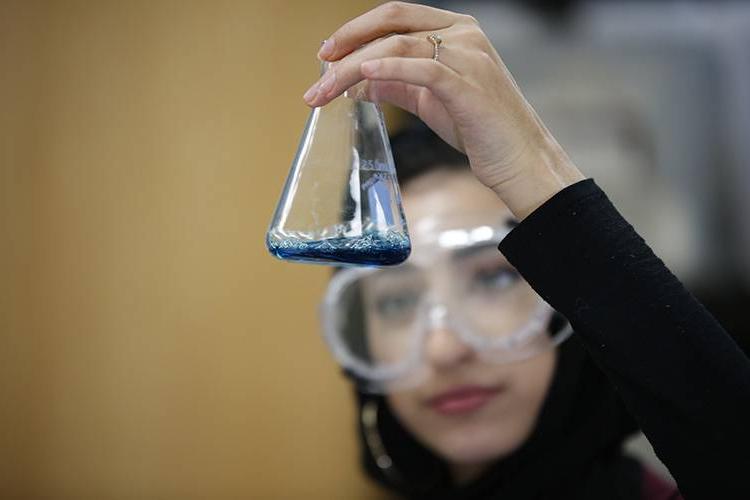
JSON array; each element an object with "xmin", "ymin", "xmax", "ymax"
[
  {"xmin": 386, "ymin": 390, "xmax": 423, "ymax": 429},
  {"xmin": 505, "ymin": 350, "xmax": 557, "ymax": 429},
  {"xmin": 366, "ymin": 315, "xmax": 416, "ymax": 365}
]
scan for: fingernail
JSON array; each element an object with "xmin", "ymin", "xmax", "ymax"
[
  {"xmin": 317, "ymin": 38, "xmax": 335, "ymax": 60},
  {"xmin": 303, "ymin": 82, "xmax": 319, "ymax": 103},
  {"xmin": 318, "ymin": 69, "xmax": 336, "ymax": 97},
  {"xmin": 361, "ymin": 60, "xmax": 381, "ymax": 76}
]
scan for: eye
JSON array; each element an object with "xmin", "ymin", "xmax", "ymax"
[
  {"xmin": 374, "ymin": 290, "xmax": 420, "ymax": 321},
  {"xmin": 471, "ymin": 265, "xmax": 520, "ymax": 293}
]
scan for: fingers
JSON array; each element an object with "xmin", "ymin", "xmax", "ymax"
[
  {"xmin": 367, "ymin": 80, "xmax": 460, "ymax": 150},
  {"xmin": 305, "ymin": 34, "xmax": 435, "ymax": 107},
  {"xmin": 318, "ymin": 1, "xmax": 458, "ymax": 61},
  {"xmin": 359, "ymin": 57, "xmax": 465, "ymax": 109},
  {"xmin": 363, "ymin": 80, "xmax": 423, "ymax": 116}
]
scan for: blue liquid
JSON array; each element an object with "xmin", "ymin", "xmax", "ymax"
[{"xmin": 267, "ymin": 232, "xmax": 410, "ymax": 266}]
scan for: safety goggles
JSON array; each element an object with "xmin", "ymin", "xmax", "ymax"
[{"xmin": 320, "ymin": 215, "xmax": 572, "ymax": 393}]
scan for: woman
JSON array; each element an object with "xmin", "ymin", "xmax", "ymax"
[{"xmin": 304, "ymin": 3, "xmax": 750, "ymax": 498}]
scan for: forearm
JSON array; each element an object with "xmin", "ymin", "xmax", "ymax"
[{"xmin": 498, "ymin": 179, "xmax": 750, "ymax": 498}]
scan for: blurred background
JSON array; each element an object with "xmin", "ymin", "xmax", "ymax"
[{"xmin": 1, "ymin": 1, "xmax": 748, "ymax": 498}]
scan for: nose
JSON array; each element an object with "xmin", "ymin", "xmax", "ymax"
[{"xmin": 424, "ymin": 306, "xmax": 475, "ymax": 370}]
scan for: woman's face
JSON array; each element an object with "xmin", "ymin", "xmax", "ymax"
[{"xmin": 383, "ymin": 169, "xmax": 555, "ymax": 472}]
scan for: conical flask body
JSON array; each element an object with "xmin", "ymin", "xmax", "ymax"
[{"xmin": 267, "ymin": 92, "xmax": 410, "ymax": 266}]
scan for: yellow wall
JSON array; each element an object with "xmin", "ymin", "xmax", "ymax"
[{"xmin": 0, "ymin": 1, "xmax": 389, "ymax": 498}]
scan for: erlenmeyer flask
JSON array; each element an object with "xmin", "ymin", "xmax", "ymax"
[{"xmin": 266, "ymin": 63, "xmax": 410, "ymax": 266}]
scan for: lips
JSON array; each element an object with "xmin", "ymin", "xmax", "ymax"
[{"xmin": 427, "ymin": 385, "xmax": 505, "ymax": 416}]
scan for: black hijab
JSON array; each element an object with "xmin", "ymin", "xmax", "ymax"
[{"xmin": 353, "ymin": 335, "xmax": 642, "ymax": 499}]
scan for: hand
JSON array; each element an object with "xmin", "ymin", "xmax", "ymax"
[{"xmin": 303, "ymin": 2, "xmax": 585, "ymax": 219}]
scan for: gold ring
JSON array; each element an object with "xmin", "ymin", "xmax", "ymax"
[{"xmin": 427, "ymin": 33, "xmax": 442, "ymax": 61}]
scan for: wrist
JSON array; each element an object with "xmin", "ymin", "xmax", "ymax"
[{"xmin": 491, "ymin": 136, "xmax": 585, "ymax": 220}]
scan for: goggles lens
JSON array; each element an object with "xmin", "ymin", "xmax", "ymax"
[{"xmin": 320, "ymin": 220, "xmax": 571, "ymax": 392}]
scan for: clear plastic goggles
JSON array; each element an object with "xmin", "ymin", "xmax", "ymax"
[{"xmin": 320, "ymin": 215, "xmax": 573, "ymax": 393}]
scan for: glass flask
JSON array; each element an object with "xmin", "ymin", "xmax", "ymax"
[{"xmin": 266, "ymin": 63, "xmax": 410, "ymax": 266}]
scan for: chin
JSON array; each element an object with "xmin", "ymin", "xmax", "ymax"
[{"xmin": 430, "ymin": 421, "xmax": 527, "ymax": 465}]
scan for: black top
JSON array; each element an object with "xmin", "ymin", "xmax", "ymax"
[
  {"xmin": 498, "ymin": 179, "xmax": 750, "ymax": 499},
  {"xmin": 355, "ymin": 179, "xmax": 750, "ymax": 499}
]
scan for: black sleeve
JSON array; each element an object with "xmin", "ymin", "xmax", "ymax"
[{"xmin": 497, "ymin": 179, "xmax": 750, "ymax": 499}]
